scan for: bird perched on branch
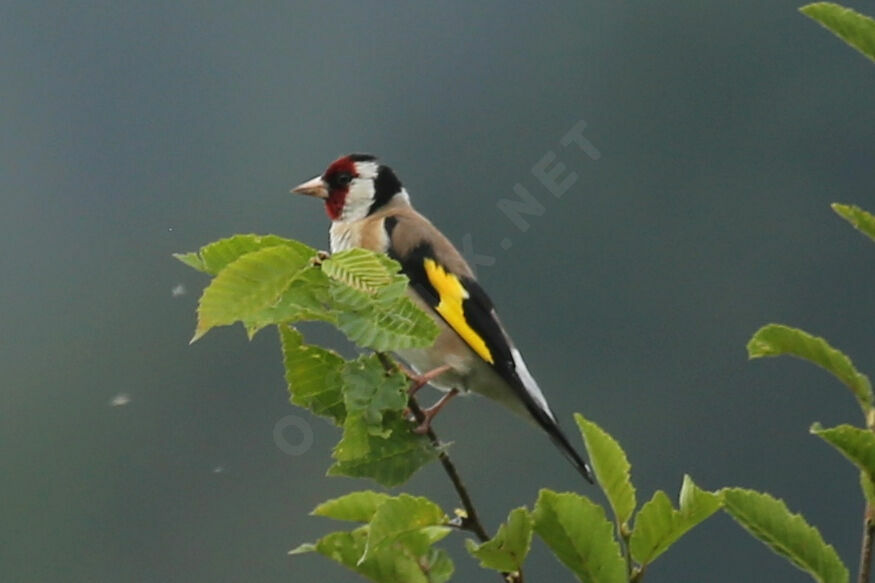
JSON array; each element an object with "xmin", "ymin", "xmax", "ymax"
[{"xmin": 291, "ymin": 154, "xmax": 593, "ymax": 482}]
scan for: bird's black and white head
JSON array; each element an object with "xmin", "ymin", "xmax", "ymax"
[{"xmin": 291, "ymin": 154, "xmax": 408, "ymax": 222}]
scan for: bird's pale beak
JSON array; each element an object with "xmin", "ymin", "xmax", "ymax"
[{"xmin": 291, "ymin": 175, "xmax": 328, "ymax": 199}]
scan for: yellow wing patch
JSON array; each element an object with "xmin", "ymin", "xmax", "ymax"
[{"xmin": 423, "ymin": 259, "xmax": 494, "ymax": 364}]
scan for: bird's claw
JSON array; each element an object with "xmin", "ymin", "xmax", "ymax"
[
  {"xmin": 408, "ymin": 388, "xmax": 459, "ymax": 435},
  {"xmin": 310, "ymin": 250, "xmax": 331, "ymax": 266},
  {"xmin": 406, "ymin": 364, "xmax": 453, "ymax": 396}
]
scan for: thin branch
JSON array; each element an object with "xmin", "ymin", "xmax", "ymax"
[
  {"xmin": 615, "ymin": 518, "xmax": 634, "ymax": 581},
  {"xmin": 630, "ymin": 565, "xmax": 645, "ymax": 583},
  {"xmin": 861, "ymin": 410, "xmax": 875, "ymax": 583},
  {"xmin": 858, "ymin": 505, "xmax": 874, "ymax": 583},
  {"xmin": 410, "ymin": 396, "xmax": 491, "ymax": 541}
]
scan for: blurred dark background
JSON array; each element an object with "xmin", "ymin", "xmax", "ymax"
[{"xmin": 3, "ymin": 2, "xmax": 875, "ymax": 581}]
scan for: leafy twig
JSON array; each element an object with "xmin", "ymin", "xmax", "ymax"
[
  {"xmin": 616, "ymin": 520, "xmax": 634, "ymax": 581},
  {"xmin": 377, "ymin": 353, "xmax": 523, "ymax": 583},
  {"xmin": 377, "ymin": 353, "xmax": 490, "ymax": 541}
]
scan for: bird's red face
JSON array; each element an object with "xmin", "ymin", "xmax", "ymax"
[
  {"xmin": 291, "ymin": 153, "xmax": 403, "ymax": 222},
  {"xmin": 320, "ymin": 156, "xmax": 358, "ymax": 220}
]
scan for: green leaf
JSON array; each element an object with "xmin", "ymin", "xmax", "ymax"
[
  {"xmin": 465, "ymin": 507, "xmax": 532, "ymax": 573},
  {"xmin": 290, "ymin": 526, "xmax": 453, "ymax": 583},
  {"xmin": 329, "ymin": 414, "xmax": 438, "ymax": 487},
  {"xmin": 321, "ymin": 248, "xmax": 397, "ymax": 293},
  {"xmin": 175, "ymin": 234, "xmax": 315, "ymax": 275},
  {"xmin": 832, "ymin": 203, "xmax": 875, "ymax": 244},
  {"xmin": 176, "ymin": 235, "xmax": 332, "ymax": 339},
  {"xmin": 342, "ymin": 355, "xmax": 409, "ymax": 433},
  {"xmin": 811, "ymin": 423, "xmax": 875, "ymax": 484},
  {"xmin": 336, "ymin": 295, "xmax": 439, "ymax": 352},
  {"xmin": 574, "ymin": 413, "xmax": 636, "ymax": 526},
  {"xmin": 312, "ymin": 491, "xmax": 393, "ymax": 523},
  {"xmin": 335, "ymin": 414, "xmax": 380, "ymax": 460},
  {"xmin": 363, "ymin": 494, "xmax": 450, "ymax": 561},
  {"xmin": 629, "ymin": 475, "xmax": 722, "ymax": 565},
  {"xmin": 244, "ymin": 265, "xmax": 335, "ymax": 338},
  {"xmin": 192, "ymin": 245, "xmax": 314, "ymax": 341},
  {"xmin": 722, "ymin": 488, "xmax": 848, "ymax": 583},
  {"xmin": 320, "ymin": 249, "xmax": 439, "ymax": 351},
  {"xmin": 329, "ymin": 276, "xmax": 407, "ymax": 311},
  {"xmin": 532, "ymin": 490, "xmax": 626, "ymax": 583},
  {"xmin": 279, "ymin": 326, "xmax": 345, "ymax": 424},
  {"xmin": 372, "ymin": 279, "xmax": 410, "ymax": 305},
  {"xmin": 747, "ymin": 324, "xmax": 872, "ymax": 413},
  {"xmin": 421, "ymin": 548, "xmax": 454, "ymax": 583},
  {"xmin": 172, "ymin": 251, "xmax": 206, "ymax": 272},
  {"xmin": 801, "ymin": 3, "xmax": 875, "ymax": 63}
]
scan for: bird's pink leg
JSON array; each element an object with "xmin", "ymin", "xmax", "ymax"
[
  {"xmin": 413, "ymin": 388, "xmax": 460, "ymax": 434},
  {"xmin": 404, "ymin": 363, "xmax": 453, "ymax": 396}
]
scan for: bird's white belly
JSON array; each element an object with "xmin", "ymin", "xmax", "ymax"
[
  {"xmin": 397, "ymin": 337, "xmax": 533, "ymax": 421},
  {"xmin": 395, "ymin": 345, "xmax": 469, "ymax": 392}
]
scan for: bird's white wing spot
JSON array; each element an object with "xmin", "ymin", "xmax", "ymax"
[{"xmin": 511, "ymin": 348, "xmax": 555, "ymax": 422}]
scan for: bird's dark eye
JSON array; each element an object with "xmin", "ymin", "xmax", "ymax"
[{"xmin": 336, "ymin": 172, "xmax": 353, "ymax": 186}]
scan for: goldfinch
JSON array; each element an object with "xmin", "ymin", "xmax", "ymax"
[{"xmin": 291, "ymin": 154, "xmax": 593, "ymax": 482}]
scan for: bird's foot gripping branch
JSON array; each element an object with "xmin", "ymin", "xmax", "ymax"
[{"xmin": 174, "ymin": 234, "xmax": 724, "ymax": 582}]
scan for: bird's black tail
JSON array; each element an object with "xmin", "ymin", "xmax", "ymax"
[
  {"xmin": 503, "ymin": 372, "xmax": 595, "ymax": 483},
  {"xmin": 544, "ymin": 419, "xmax": 595, "ymax": 483},
  {"xmin": 522, "ymin": 400, "xmax": 594, "ymax": 483}
]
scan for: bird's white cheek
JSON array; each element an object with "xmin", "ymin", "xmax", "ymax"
[{"xmin": 339, "ymin": 181, "xmax": 376, "ymax": 222}]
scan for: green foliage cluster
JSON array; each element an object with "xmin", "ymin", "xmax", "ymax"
[
  {"xmin": 176, "ymin": 235, "xmax": 440, "ymax": 487},
  {"xmin": 176, "ymin": 233, "xmax": 725, "ymax": 580},
  {"xmin": 176, "ymin": 207, "xmax": 875, "ymax": 582},
  {"xmin": 174, "ymin": 6, "xmax": 875, "ymax": 581},
  {"xmin": 176, "ymin": 235, "xmax": 438, "ymax": 348}
]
